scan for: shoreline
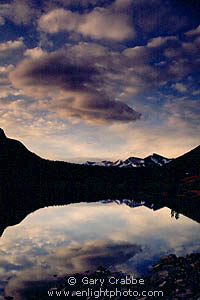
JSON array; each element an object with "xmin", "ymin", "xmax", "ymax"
[{"xmin": 49, "ymin": 252, "xmax": 200, "ymax": 300}]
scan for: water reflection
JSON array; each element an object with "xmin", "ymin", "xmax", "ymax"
[{"xmin": 0, "ymin": 201, "xmax": 200, "ymax": 300}]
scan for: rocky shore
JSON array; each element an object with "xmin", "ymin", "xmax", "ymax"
[
  {"xmin": 48, "ymin": 253, "xmax": 200, "ymax": 300},
  {"xmin": 142, "ymin": 252, "xmax": 200, "ymax": 300}
]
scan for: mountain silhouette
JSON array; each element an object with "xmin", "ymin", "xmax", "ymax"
[
  {"xmin": 0, "ymin": 128, "xmax": 199, "ymax": 203},
  {"xmin": 0, "ymin": 128, "xmax": 200, "ymax": 236},
  {"xmin": 166, "ymin": 144, "xmax": 200, "ymax": 175},
  {"xmin": 0, "ymin": 128, "xmax": 141, "ymax": 204}
]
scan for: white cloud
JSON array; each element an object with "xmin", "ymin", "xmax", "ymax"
[
  {"xmin": 169, "ymin": 60, "xmax": 193, "ymax": 80},
  {"xmin": 38, "ymin": 6, "xmax": 135, "ymax": 41},
  {"xmin": 185, "ymin": 24, "xmax": 200, "ymax": 36},
  {"xmin": 0, "ymin": 64, "xmax": 14, "ymax": 74},
  {"xmin": 164, "ymin": 98, "xmax": 200, "ymax": 129},
  {"xmin": 164, "ymin": 47, "xmax": 181, "ymax": 58},
  {"xmin": 78, "ymin": 7, "xmax": 134, "ymax": 41},
  {"xmin": 147, "ymin": 36, "xmax": 177, "ymax": 48},
  {"xmin": 192, "ymin": 90, "xmax": 200, "ymax": 96},
  {"xmin": 38, "ymin": 9, "xmax": 79, "ymax": 33},
  {"xmin": 112, "ymin": 0, "xmax": 133, "ymax": 10},
  {"xmin": 65, "ymin": 42, "xmax": 107, "ymax": 58},
  {"xmin": 0, "ymin": 0, "xmax": 39, "ymax": 25},
  {"xmin": 0, "ymin": 64, "xmax": 15, "ymax": 96},
  {"xmin": 123, "ymin": 45, "xmax": 149, "ymax": 62},
  {"xmin": 0, "ymin": 38, "xmax": 25, "ymax": 57},
  {"xmin": 24, "ymin": 47, "xmax": 47, "ymax": 58},
  {"xmin": 173, "ymin": 82, "xmax": 187, "ymax": 93}
]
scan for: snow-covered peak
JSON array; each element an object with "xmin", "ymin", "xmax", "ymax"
[{"xmin": 84, "ymin": 153, "xmax": 172, "ymax": 168}]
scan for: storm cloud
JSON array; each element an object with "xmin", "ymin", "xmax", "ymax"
[{"xmin": 9, "ymin": 50, "xmax": 141, "ymax": 124}]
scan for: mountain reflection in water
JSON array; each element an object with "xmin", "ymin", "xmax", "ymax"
[{"xmin": 0, "ymin": 200, "xmax": 200, "ymax": 300}]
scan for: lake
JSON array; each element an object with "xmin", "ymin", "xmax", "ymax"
[{"xmin": 0, "ymin": 199, "xmax": 200, "ymax": 299}]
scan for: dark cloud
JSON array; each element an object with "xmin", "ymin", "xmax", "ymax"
[
  {"xmin": 6, "ymin": 0, "xmax": 200, "ymax": 128},
  {"xmin": 52, "ymin": 240, "xmax": 141, "ymax": 272},
  {"xmin": 0, "ymin": 258, "xmax": 24, "ymax": 271},
  {"xmin": 5, "ymin": 240, "xmax": 141, "ymax": 300},
  {"xmin": 11, "ymin": 52, "xmax": 99, "ymax": 91},
  {"xmin": 9, "ymin": 50, "xmax": 141, "ymax": 124},
  {"xmin": 9, "ymin": 29, "xmax": 200, "ymax": 126}
]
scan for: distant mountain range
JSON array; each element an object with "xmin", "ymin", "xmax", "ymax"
[{"xmin": 85, "ymin": 153, "xmax": 172, "ymax": 168}]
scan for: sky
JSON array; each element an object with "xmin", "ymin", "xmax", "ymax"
[{"xmin": 0, "ymin": 0, "xmax": 200, "ymax": 162}]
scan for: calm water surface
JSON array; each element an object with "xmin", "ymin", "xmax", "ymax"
[{"xmin": 0, "ymin": 200, "xmax": 200, "ymax": 299}]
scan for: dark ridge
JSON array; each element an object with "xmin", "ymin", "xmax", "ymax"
[
  {"xmin": 0, "ymin": 128, "xmax": 7, "ymax": 140},
  {"xmin": 165, "ymin": 144, "xmax": 200, "ymax": 176}
]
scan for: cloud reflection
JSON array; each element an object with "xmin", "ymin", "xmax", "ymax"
[
  {"xmin": 4, "ymin": 240, "xmax": 141, "ymax": 300},
  {"xmin": 0, "ymin": 202, "xmax": 200, "ymax": 299}
]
